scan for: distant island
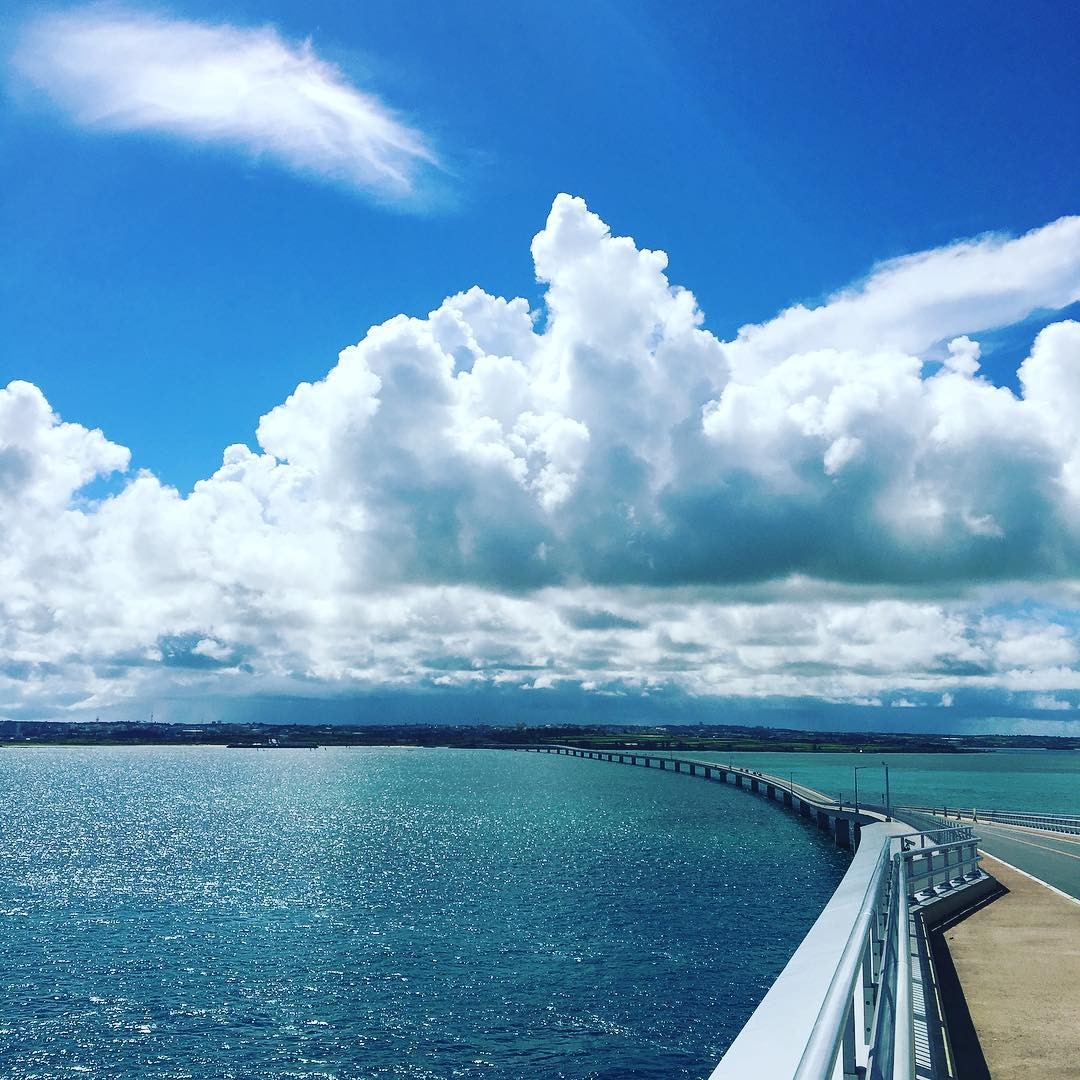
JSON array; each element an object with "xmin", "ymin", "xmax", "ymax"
[{"xmin": 1, "ymin": 719, "xmax": 1077, "ymax": 753}]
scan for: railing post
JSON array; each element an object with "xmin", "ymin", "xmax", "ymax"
[
  {"xmin": 862, "ymin": 936, "xmax": 876, "ymax": 1041},
  {"xmin": 872, "ymin": 904, "xmax": 885, "ymax": 983},
  {"xmin": 842, "ymin": 1001, "xmax": 858, "ymax": 1080},
  {"xmin": 894, "ymin": 854, "xmax": 915, "ymax": 1080}
]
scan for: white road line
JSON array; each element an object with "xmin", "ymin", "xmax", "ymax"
[
  {"xmin": 975, "ymin": 822, "xmax": 1080, "ymax": 847},
  {"xmin": 979, "ymin": 831, "xmax": 1080, "ymax": 861},
  {"xmin": 978, "ymin": 850, "xmax": 1080, "ymax": 906}
]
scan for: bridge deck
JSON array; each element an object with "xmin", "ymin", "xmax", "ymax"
[
  {"xmin": 941, "ymin": 852, "xmax": 1080, "ymax": 1079},
  {"xmin": 966, "ymin": 821, "xmax": 1080, "ymax": 902}
]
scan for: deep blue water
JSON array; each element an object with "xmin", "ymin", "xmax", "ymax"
[{"xmin": 0, "ymin": 747, "xmax": 848, "ymax": 1080}]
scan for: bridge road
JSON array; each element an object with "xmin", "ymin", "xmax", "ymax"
[
  {"xmin": 888, "ymin": 807, "xmax": 1080, "ymax": 902},
  {"xmin": 963, "ymin": 821, "xmax": 1080, "ymax": 902}
]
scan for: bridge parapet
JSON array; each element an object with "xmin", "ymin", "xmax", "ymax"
[
  {"xmin": 709, "ymin": 823, "xmax": 988, "ymax": 1080},
  {"xmin": 900, "ymin": 805, "xmax": 1080, "ymax": 836}
]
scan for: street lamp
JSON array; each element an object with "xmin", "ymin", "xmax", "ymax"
[{"xmin": 854, "ymin": 762, "xmax": 892, "ymax": 821}]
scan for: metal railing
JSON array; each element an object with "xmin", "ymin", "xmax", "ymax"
[
  {"xmin": 901, "ymin": 805, "xmax": 1080, "ymax": 836},
  {"xmin": 710, "ymin": 824, "xmax": 985, "ymax": 1080},
  {"xmin": 900, "ymin": 832, "xmax": 982, "ymax": 905}
]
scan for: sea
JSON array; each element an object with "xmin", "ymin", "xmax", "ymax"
[
  {"xmin": 0, "ymin": 746, "xmax": 846, "ymax": 1080},
  {"xmin": 1, "ymin": 745, "xmax": 1074, "ymax": 1080},
  {"xmin": 718, "ymin": 748, "xmax": 1079, "ymax": 815}
]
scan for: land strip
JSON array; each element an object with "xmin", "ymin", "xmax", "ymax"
[{"xmin": 3, "ymin": 719, "xmax": 1078, "ymax": 753}]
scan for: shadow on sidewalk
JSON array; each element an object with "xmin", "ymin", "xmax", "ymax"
[{"xmin": 925, "ymin": 880, "xmax": 1009, "ymax": 1080}]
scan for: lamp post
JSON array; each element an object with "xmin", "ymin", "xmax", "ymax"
[{"xmin": 854, "ymin": 762, "xmax": 892, "ymax": 821}]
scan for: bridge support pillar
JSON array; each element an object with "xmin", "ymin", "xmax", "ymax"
[
  {"xmin": 817, "ymin": 810, "xmax": 830, "ymax": 832},
  {"xmin": 643, "ymin": 757, "xmax": 651, "ymax": 767},
  {"xmin": 735, "ymin": 773, "xmax": 743, "ymax": 787},
  {"xmin": 750, "ymin": 777, "xmax": 760, "ymax": 793},
  {"xmin": 674, "ymin": 761, "xmax": 681, "ymax": 772},
  {"xmin": 782, "ymin": 790, "xmax": 792, "ymax": 807},
  {"xmin": 658, "ymin": 759, "xmax": 667, "ymax": 770},
  {"xmin": 766, "ymin": 784, "xmax": 776, "ymax": 800},
  {"xmin": 800, "ymin": 800, "xmax": 812, "ymax": 819},
  {"xmin": 835, "ymin": 818, "xmax": 851, "ymax": 850},
  {"xmin": 718, "ymin": 770, "xmax": 728, "ymax": 783},
  {"xmin": 704, "ymin": 767, "xmax": 712, "ymax": 780}
]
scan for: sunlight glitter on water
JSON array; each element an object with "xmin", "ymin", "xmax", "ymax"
[{"xmin": 0, "ymin": 746, "xmax": 848, "ymax": 1079}]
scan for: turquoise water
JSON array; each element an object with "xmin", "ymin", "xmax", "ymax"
[
  {"xmin": 0, "ymin": 747, "xmax": 848, "ymax": 1080},
  {"xmin": 715, "ymin": 750, "xmax": 1080, "ymax": 815}
]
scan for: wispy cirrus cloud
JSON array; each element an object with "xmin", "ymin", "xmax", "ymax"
[{"xmin": 12, "ymin": 7, "xmax": 439, "ymax": 202}]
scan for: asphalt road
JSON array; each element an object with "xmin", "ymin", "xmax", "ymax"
[
  {"xmin": 968, "ymin": 821, "xmax": 1080, "ymax": 902},
  {"xmin": 892, "ymin": 807, "xmax": 1080, "ymax": 902}
]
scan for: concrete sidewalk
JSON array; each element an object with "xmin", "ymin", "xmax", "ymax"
[{"xmin": 942, "ymin": 852, "xmax": 1080, "ymax": 1078}]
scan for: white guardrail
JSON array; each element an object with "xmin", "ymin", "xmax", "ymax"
[
  {"xmin": 709, "ymin": 823, "xmax": 984, "ymax": 1080},
  {"xmin": 901, "ymin": 805, "xmax": 1080, "ymax": 836}
]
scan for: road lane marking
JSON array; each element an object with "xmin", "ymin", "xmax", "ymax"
[
  {"xmin": 978, "ymin": 851, "xmax": 1080, "ymax": 906},
  {"xmin": 976, "ymin": 823, "xmax": 1080, "ymax": 847},
  {"xmin": 979, "ymin": 831, "xmax": 1080, "ymax": 861}
]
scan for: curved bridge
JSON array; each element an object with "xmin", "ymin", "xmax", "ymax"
[
  {"xmin": 519, "ymin": 744, "xmax": 870, "ymax": 848},
  {"xmin": 514, "ymin": 744, "xmax": 997, "ymax": 1079}
]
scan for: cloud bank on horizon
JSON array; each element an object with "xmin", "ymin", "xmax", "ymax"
[
  {"xmin": 4, "ymin": 195, "xmax": 1080, "ymax": 723},
  {"xmin": 12, "ymin": 8, "xmax": 438, "ymax": 202}
]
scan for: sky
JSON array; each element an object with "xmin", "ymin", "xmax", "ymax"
[{"xmin": 3, "ymin": 2, "xmax": 1080, "ymax": 732}]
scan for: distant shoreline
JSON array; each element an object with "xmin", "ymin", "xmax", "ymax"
[{"xmin": 2, "ymin": 720, "xmax": 1077, "ymax": 754}]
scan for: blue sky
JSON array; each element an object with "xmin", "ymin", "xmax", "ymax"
[
  {"xmin": 3, "ymin": 2, "xmax": 1080, "ymax": 730},
  {"xmin": 7, "ymin": 0, "xmax": 1079, "ymax": 490}
]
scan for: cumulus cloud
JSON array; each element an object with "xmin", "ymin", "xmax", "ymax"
[
  {"xmin": 726, "ymin": 216, "xmax": 1080, "ymax": 376},
  {"xmin": 13, "ymin": 7, "xmax": 437, "ymax": 200},
  {"xmin": 5, "ymin": 196, "xmax": 1080, "ymax": 720}
]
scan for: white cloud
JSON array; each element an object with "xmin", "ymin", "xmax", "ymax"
[
  {"xmin": 13, "ymin": 8, "xmax": 437, "ymax": 200},
  {"xmin": 725, "ymin": 216, "xmax": 1080, "ymax": 378},
  {"xmin": 1030, "ymin": 693, "xmax": 1072, "ymax": 711},
  {"xmin": 6, "ymin": 196, "xmax": 1080, "ymax": 720}
]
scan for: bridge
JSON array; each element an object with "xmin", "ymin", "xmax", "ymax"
[
  {"xmin": 513, "ymin": 744, "xmax": 1078, "ymax": 1078},
  {"xmin": 900, "ymin": 805, "xmax": 1080, "ymax": 902}
]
